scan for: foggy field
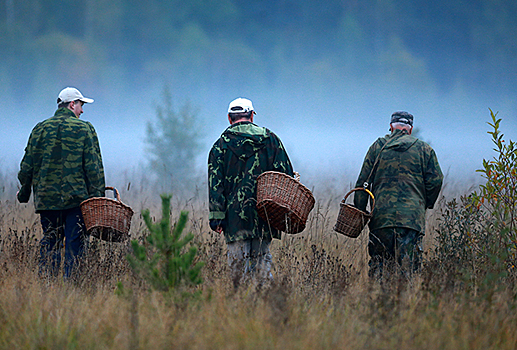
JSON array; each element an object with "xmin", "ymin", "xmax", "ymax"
[
  {"xmin": 2, "ymin": 0, "xmax": 517, "ymax": 345},
  {"xmin": 1, "ymin": 176, "xmax": 517, "ymax": 350}
]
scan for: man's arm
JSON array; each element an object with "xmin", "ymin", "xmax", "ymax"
[
  {"xmin": 270, "ymin": 133, "xmax": 294, "ymax": 176},
  {"xmin": 83, "ymin": 123, "xmax": 105, "ymax": 198},
  {"xmin": 353, "ymin": 141, "xmax": 380, "ymax": 211},
  {"xmin": 208, "ymin": 143, "xmax": 226, "ymax": 231},
  {"xmin": 424, "ymin": 148, "xmax": 443, "ymax": 209},
  {"xmin": 17, "ymin": 134, "xmax": 35, "ymax": 203}
]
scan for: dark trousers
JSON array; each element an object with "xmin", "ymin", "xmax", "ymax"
[
  {"xmin": 39, "ymin": 207, "xmax": 87, "ymax": 280},
  {"xmin": 368, "ymin": 227, "xmax": 423, "ymax": 279}
]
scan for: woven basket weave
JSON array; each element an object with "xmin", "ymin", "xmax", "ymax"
[
  {"xmin": 334, "ymin": 187, "xmax": 375, "ymax": 238},
  {"xmin": 80, "ymin": 187, "xmax": 134, "ymax": 242},
  {"xmin": 256, "ymin": 171, "xmax": 315, "ymax": 234}
]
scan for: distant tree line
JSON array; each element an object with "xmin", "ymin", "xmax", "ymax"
[{"xmin": 1, "ymin": 0, "xmax": 516, "ymax": 103}]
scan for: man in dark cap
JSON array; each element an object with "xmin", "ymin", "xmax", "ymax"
[{"xmin": 353, "ymin": 111, "xmax": 443, "ymax": 279}]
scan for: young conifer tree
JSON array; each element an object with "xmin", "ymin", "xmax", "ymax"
[{"xmin": 127, "ymin": 194, "xmax": 204, "ymax": 292}]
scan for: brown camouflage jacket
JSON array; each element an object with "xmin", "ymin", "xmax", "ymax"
[
  {"xmin": 353, "ymin": 129, "xmax": 443, "ymax": 233},
  {"xmin": 17, "ymin": 108, "xmax": 105, "ymax": 212},
  {"xmin": 208, "ymin": 121, "xmax": 294, "ymax": 243}
]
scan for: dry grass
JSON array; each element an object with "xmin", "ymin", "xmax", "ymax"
[{"xmin": 1, "ymin": 179, "xmax": 517, "ymax": 350}]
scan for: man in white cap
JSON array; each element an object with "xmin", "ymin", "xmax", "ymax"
[
  {"xmin": 208, "ymin": 97, "xmax": 294, "ymax": 290},
  {"xmin": 17, "ymin": 87, "xmax": 105, "ymax": 281}
]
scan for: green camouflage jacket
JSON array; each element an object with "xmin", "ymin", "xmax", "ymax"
[
  {"xmin": 353, "ymin": 129, "xmax": 443, "ymax": 233},
  {"xmin": 208, "ymin": 121, "xmax": 294, "ymax": 243},
  {"xmin": 17, "ymin": 108, "xmax": 105, "ymax": 212}
]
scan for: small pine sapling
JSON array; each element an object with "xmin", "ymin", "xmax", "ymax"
[{"xmin": 127, "ymin": 194, "xmax": 204, "ymax": 293}]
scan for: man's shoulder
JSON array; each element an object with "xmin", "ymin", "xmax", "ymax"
[
  {"xmin": 368, "ymin": 135, "xmax": 388, "ymax": 150},
  {"xmin": 33, "ymin": 117, "xmax": 95, "ymax": 144},
  {"xmin": 209, "ymin": 134, "xmax": 227, "ymax": 155},
  {"xmin": 65, "ymin": 116, "xmax": 93, "ymax": 127},
  {"xmin": 61, "ymin": 117, "xmax": 96, "ymax": 134}
]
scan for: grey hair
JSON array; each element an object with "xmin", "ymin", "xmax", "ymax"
[
  {"xmin": 391, "ymin": 122, "xmax": 412, "ymax": 130},
  {"xmin": 391, "ymin": 122, "xmax": 411, "ymax": 129}
]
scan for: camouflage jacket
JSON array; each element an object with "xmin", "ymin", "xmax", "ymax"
[
  {"xmin": 353, "ymin": 129, "xmax": 443, "ymax": 233},
  {"xmin": 208, "ymin": 121, "xmax": 294, "ymax": 243},
  {"xmin": 17, "ymin": 108, "xmax": 105, "ymax": 212}
]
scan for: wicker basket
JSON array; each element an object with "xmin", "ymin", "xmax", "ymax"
[
  {"xmin": 334, "ymin": 187, "xmax": 375, "ymax": 238},
  {"xmin": 256, "ymin": 171, "xmax": 315, "ymax": 234},
  {"xmin": 80, "ymin": 187, "xmax": 134, "ymax": 242}
]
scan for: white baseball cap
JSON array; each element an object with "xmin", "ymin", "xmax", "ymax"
[
  {"xmin": 58, "ymin": 87, "xmax": 94, "ymax": 104},
  {"xmin": 228, "ymin": 98, "xmax": 255, "ymax": 114}
]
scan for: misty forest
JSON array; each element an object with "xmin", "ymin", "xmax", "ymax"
[
  {"xmin": 2, "ymin": 0, "xmax": 517, "ymax": 185},
  {"xmin": 1, "ymin": 0, "xmax": 517, "ymax": 349},
  {"xmin": 2, "ymin": 0, "xmax": 516, "ymax": 103}
]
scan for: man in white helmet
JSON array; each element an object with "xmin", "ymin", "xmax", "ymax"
[{"xmin": 208, "ymin": 97, "xmax": 294, "ymax": 290}]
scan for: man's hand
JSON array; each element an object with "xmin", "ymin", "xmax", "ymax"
[{"xmin": 210, "ymin": 219, "xmax": 226, "ymax": 234}]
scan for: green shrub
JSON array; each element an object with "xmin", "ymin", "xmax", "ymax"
[
  {"xmin": 426, "ymin": 111, "xmax": 517, "ymax": 298},
  {"xmin": 473, "ymin": 110, "xmax": 517, "ymax": 263},
  {"xmin": 127, "ymin": 194, "xmax": 204, "ymax": 293}
]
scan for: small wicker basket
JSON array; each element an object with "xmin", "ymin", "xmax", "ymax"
[
  {"xmin": 334, "ymin": 187, "xmax": 375, "ymax": 238},
  {"xmin": 256, "ymin": 171, "xmax": 315, "ymax": 234},
  {"xmin": 80, "ymin": 187, "xmax": 134, "ymax": 242}
]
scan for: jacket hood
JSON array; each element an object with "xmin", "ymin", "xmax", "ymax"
[
  {"xmin": 383, "ymin": 129, "xmax": 418, "ymax": 152},
  {"xmin": 221, "ymin": 121, "xmax": 270, "ymax": 159}
]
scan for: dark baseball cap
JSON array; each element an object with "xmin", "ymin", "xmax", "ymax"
[{"xmin": 390, "ymin": 111, "xmax": 413, "ymax": 126}]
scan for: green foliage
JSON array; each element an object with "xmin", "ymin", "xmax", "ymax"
[
  {"xmin": 427, "ymin": 111, "xmax": 517, "ymax": 298},
  {"xmin": 145, "ymin": 86, "xmax": 203, "ymax": 190},
  {"xmin": 127, "ymin": 194, "xmax": 204, "ymax": 293},
  {"xmin": 434, "ymin": 195, "xmax": 487, "ymax": 268},
  {"xmin": 473, "ymin": 109, "xmax": 517, "ymax": 248}
]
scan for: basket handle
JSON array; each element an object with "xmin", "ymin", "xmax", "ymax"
[
  {"xmin": 105, "ymin": 186, "xmax": 121, "ymax": 201},
  {"xmin": 342, "ymin": 187, "xmax": 375, "ymax": 211}
]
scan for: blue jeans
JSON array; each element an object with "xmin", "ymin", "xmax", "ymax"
[{"xmin": 39, "ymin": 207, "xmax": 87, "ymax": 280}]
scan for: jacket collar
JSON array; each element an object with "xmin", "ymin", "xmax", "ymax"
[{"xmin": 54, "ymin": 107, "xmax": 77, "ymax": 118}]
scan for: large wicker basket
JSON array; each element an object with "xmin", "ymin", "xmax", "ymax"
[
  {"xmin": 334, "ymin": 187, "xmax": 375, "ymax": 238},
  {"xmin": 80, "ymin": 187, "xmax": 134, "ymax": 242},
  {"xmin": 256, "ymin": 171, "xmax": 315, "ymax": 234}
]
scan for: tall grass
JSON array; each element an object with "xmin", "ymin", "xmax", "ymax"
[
  {"xmin": 1, "ymin": 183, "xmax": 516, "ymax": 350},
  {"xmin": 1, "ymin": 114, "xmax": 517, "ymax": 349}
]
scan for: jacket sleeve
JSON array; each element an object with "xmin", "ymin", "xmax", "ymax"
[
  {"xmin": 17, "ymin": 131, "xmax": 37, "ymax": 203},
  {"xmin": 208, "ymin": 141, "xmax": 226, "ymax": 220},
  {"xmin": 83, "ymin": 123, "xmax": 105, "ymax": 198},
  {"xmin": 270, "ymin": 133, "xmax": 294, "ymax": 177},
  {"xmin": 424, "ymin": 147, "xmax": 443, "ymax": 209},
  {"xmin": 353, "ymin": 140, "xmax": 381, "ymax": 211}
]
